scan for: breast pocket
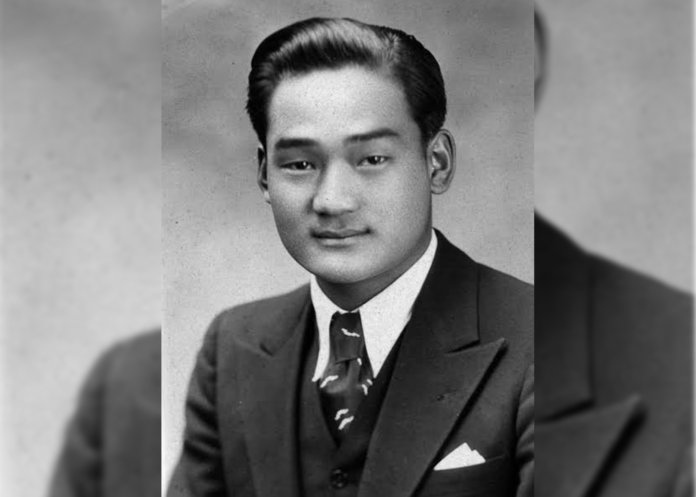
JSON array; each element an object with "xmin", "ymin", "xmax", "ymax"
[{"xmin": 415, "ymin": 455, "xmax": 514, "ymax": 497}]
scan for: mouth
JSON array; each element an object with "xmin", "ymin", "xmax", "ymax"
[{"xmin": 311, "ymin": 228, "xmax": 368, "ymax": 245}]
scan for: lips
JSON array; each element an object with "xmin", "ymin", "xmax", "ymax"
[{"xmin": 311, "ymin": 228, "xmax": 367, "ymax": 239}]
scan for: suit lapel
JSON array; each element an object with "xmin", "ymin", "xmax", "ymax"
[
  {"xmin": 360, "ymin": 232, "xmax": 505, "ymax": 497},
  {"xmin": 236, "ymin": 287, "xmax": 311, "ymax": 497},
  {"xmin": 537, "ymin": 397, "xmax": 643, "ymax": 497},
  {"xmin": 360, "ymin": 338, "xmax": 505, "ymax": 497}
]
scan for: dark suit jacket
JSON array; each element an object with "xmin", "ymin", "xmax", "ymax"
[
  {"xmin": 169, "ymin": 231, "xmax": 533, "ymax": 497},
  {"xmin": 49, "ymin": 331, "xmax": 161, "ymax": 497},
  {"xmin": 536, "ymin": 217, "xmax": 693, "ymax": 497}
]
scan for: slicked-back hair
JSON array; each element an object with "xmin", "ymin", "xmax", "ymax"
[{"xmin": 246, "ymin": 17, "xmax": 447, "ymax": 148}]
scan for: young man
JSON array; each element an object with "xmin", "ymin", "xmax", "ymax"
[
  {"xmin": 169, "ymin": 18, "xmax": 533, "ymax": 497},
  {"xmin": 535, "ymin": 8, "xmax": 692, "ymax": 497}
]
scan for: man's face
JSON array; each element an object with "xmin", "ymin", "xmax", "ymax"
[{"xmin": 261, "ymin": 66, "xmax": 434, "ymax": 287}]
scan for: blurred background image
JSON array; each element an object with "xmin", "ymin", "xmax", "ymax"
[
  {"xmin": 535, "ymin": 1, "xmax": 693, "ymax": 495},
  {"xmin": 536, "ymin": 0, "xmax": 692, "ymax": 292},
  {"xmin": 1, "ymin": 0, "xmax": 161, "ymax": 495},
  {"xmin": 162, "ymin": 0, "xmax": 534, "ymax": 484}
]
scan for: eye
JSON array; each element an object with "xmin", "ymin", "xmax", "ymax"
[
  {"xmin": 281, "ymin": 160, "xmax": 315, "ymax": 171},
  {"xmin": 359, "ymin": 155, "xmax": 389, "ymax": 167}
]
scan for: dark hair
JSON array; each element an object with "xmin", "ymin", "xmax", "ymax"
[{"xmin": 246, "ymin": 17, "xmax": 447, "ymax": 147}]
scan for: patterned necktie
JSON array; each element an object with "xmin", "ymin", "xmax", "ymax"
[{"xmin": 318, "ymin": 311, "xmax": 374, "ymax": 442}]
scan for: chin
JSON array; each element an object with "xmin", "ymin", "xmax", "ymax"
[{"xmin": 303, "ymin": 259, "xmax": 377, "ymax": 286}]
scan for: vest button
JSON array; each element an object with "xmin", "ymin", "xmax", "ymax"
[{"xmin": 330, "ymin": 468, "xmax": 349, "ymax": 489}]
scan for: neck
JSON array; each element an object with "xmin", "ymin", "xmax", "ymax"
[{"xmin": 317, "ymin": 230, "xmax": 433, "ymax": 310}]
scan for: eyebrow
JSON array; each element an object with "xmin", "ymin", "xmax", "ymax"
[
  {"xmin": 345, "ymin": 128, "xmax": 401, "ymax": 144},
  {"xmin": 274, "ymin": 137, "xmax": 318, "ymax": 152},
  {"xmin": 273, "ymin": 128, "xmax": 402, "ymax": 152}
]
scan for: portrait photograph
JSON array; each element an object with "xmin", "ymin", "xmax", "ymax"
[{"xmin": 163, "ymin": 0, "xmax": 533, "ymax": 495}]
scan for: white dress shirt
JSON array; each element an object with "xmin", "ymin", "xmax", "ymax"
[{"xmin": 310, "ymin": 230, "xmax": 438, "ymax": 381}]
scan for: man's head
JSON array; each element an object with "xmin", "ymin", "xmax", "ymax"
[{"xmin": 246, "ymin": 18, "xmax": 455, "ymax": 298}]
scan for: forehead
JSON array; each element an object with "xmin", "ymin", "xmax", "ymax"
[{"xmin": 266, "ymin": 67, "xmax": 417, "ymax": 146}]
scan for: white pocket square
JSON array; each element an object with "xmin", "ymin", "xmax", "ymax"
[{"xmin": 433, "ymin": 443, "xmax": 486, "ymax": 471}]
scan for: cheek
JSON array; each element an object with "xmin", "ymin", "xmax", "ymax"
[
  {"xmin": 377, "ymin": 167, "xmax": 431, "ymax": 220},
  {"xmin": 268, "ymin": 184, "xmax": 308, "ymax": 229}
]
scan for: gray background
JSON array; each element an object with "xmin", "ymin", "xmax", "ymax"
[
  {"xmin": 163, "ymin": 0, "xmax": 534, "ymax": 482},
  {"xmin": 536, "ymin": 0, "xmax": 693, "ymax": 291},
  {"xmin": 1, "ymin": 1, "xmax": 160, "ymax": 495}
]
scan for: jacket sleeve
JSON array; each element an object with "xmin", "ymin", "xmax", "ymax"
[
  {"xmin": 168, "ymin": 314, "xmax": 227, "ymax": 497},
  {"xmin": 515, "ymin": 364, "xmax": 534, "ymax": 497},
  {"xmin": 48, "ymin": 346, "xmax": 113, "ymax": 497}
]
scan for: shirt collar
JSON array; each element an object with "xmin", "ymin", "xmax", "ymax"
[{"xmin": 310, "ymin": 230, "xmax": 438, "ymax": 380}]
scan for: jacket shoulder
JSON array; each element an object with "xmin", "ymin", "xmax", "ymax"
[
  {"xmin": 479, "ymin": 264, "xmax": 533, "ymax": 306},
  {"xmin": 209, "ymin": 285, "xmax": 310, "ymax": 345},
  {"xmin": 477, "ymin": 264, "xmax": 534, "ymax": 357},
  {"xmin": 435, "ymin": 230, "xmax": 533, "ymax": 353},
  {"xmin": 93, "ymin": 329, "xmax": 161, "ymax": 392},
  {"xmin": 49, "ymin": 330, "xmax": 162, "ymax": 497},
  {"xmin": 590, "ymin": 255, "xmax": 692, "ymax": 334}
]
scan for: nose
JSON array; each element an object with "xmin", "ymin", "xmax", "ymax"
[{"xmin": 312, "ymin": 162, "xmax": 359, "ymax": 215}]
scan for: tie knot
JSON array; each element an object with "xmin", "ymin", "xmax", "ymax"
[{"xmin": 329, "ymin": 312, "xmax": 364, "ymax": 363}]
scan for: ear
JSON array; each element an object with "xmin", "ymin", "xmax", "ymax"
[
  {"xmin": 426, "ymin": 129, "xmax": 456, "ymax": 195},
  {"xmin": 257, "ymin": 146, "xmax": 271, "ymax": 204}
]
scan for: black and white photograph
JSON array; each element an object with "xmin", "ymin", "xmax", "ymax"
[
  {"xmin": 163, "ymin": 0, "xmax": 534, "ymax": 496},
  {"xmin": 2, "ymin": 0, "xmax": 695, "ymax": 496}
]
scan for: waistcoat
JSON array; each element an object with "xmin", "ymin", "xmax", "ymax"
[{"xmin": 298, "ymin": 317, "xmax": 402, "ymax": 496}]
